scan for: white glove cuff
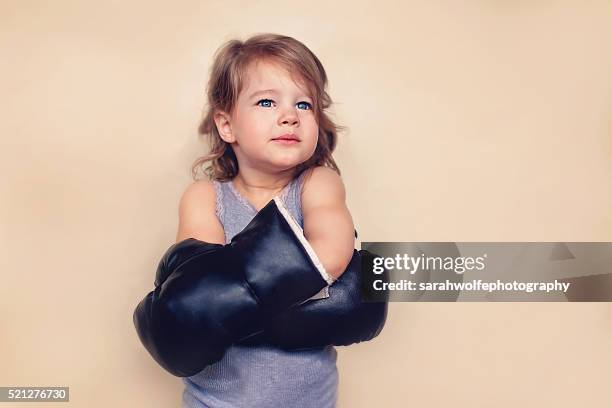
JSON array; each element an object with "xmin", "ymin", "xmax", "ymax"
[{"xmin": 273, "ymin": 196, "xmax": 334, "ymax": 297}]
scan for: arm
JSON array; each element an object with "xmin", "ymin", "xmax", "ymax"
[
  {"xmin": 176, "ymin": 180, "xmax": 225, "ymax": 244},
  {"xmin": 154, "ymin": 180, "xmax": 225, "ymax": 287},
  {"xmin": 302, "ymin": 166, "xmax": 355, "ymax": 280}
]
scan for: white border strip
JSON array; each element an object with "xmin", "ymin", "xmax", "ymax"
[{"xmin": 273, "ymin": 196, "xmax": 335, "ymax": 286}]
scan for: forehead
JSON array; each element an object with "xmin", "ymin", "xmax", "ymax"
[{"xmin": 241, "ymin": 59, "xmax": 310, "ymax": 96}]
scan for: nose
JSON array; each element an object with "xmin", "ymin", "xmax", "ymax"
[{"xmin": 278, "ymin": 104, "xmax": 299, "ymax": 127}]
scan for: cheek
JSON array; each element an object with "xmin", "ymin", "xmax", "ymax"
[
  {"xmin": 305, "ymin": 130, "xmax": 319, "ymax": 154},
  {"xmin": 301, "ymin": 115, "xmax": 318, "ymax": 134},
  {"xmin": 309, "ymin": 126, "xmax": 320, "ymax": 147},
  {"xmin": 237, "ymin": 112, "xmax": 270, "ymax": 136}
]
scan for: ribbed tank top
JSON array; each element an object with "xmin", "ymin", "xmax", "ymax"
[{"xmin": 181, "ymin": 171, "xmax": 339, "ymax": 408}]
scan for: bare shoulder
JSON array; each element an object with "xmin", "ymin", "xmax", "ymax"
[
  {"xmin": 180, "ymin": 179, "xmax": 216, "ymax": 205},
  {"xmin": 301, "ymin": 166, "xmax": 346, "ymax": 210},
  {"xmin": 176, "ymin": 179, "xmax": 225, "ymax": 244}
]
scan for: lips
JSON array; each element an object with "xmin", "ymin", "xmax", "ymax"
[{"xmin": 273, "ymin": 133, "xmax": 300, "ymax": 141}]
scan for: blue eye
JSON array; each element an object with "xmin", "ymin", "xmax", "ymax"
[
  {"xmin": 257, "ymin": 99, "xmax": 274, "ymax": 108},
  {"xmin": 297, "ymin": 101, "xmax": 312, "ymax": 110}
]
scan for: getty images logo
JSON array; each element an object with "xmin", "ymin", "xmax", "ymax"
[{"xmin": 372, "ymin": 253, "xmax": 488, "ymax": 275}]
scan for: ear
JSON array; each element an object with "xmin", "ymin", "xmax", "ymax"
[{"xmin": 213, "ymin": 111, "xmax": 235, "ymax": 143}]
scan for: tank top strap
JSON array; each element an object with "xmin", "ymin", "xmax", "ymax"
[
  {"xmin": 212, "ymin": 179, "xmax": 225, "ymax": 227},
  {"xmin": 279, "ymin": 170, "xmax": 309, "ymax": 227}
]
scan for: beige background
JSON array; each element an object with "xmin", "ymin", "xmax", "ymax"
[{"xmin": 2, "ymin": 1, "xmax": 612, "ymax": 407}]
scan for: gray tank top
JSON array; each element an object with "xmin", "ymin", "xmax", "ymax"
[{"xmin": 182, "ymin": 171, "xmax": 339, "ymax": 408}]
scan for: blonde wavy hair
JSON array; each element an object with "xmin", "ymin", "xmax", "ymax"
[{"xmin": 191, "ymin": 33, "xmax": 345, "ymax": 181}]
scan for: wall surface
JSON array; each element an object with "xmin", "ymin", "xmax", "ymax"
[{"xmin": 2, "ymin": 1, "xmax": 611, "ymax": 407}]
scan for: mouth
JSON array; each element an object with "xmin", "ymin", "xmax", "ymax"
[
  {"xmin": 273, "ymin": 139, "xmax": 299, "ymax": 145},
  {"xmin": 272, "ymin": 133, "xmax": 300, "ymax": 144}
]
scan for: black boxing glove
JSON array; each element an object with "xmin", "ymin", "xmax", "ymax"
[
  {"xmin": 237, "ymin": 249, "xmax": 389, "ymax": 350},
  {"xmin": 133, "ymin": 197, "xmax": 335, "ymax": 377}
]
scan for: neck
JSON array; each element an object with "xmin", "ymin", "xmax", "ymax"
[{"xmin": 233, "ymin": 168, "xmax": 295, "ymax": 198}]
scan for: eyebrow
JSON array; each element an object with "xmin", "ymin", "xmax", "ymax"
[{"xmin": 248, "ymin": 89, "xmax": 312, "ymax": 100}]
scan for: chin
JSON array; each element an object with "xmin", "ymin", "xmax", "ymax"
[{"xmin": 272, "ymin": 155, "xmax": 305, "ymax": 168}]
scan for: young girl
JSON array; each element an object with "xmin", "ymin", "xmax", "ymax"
[{"xmin": 176, "ymin": 33, "xmax": 355, "ymax": 408}]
